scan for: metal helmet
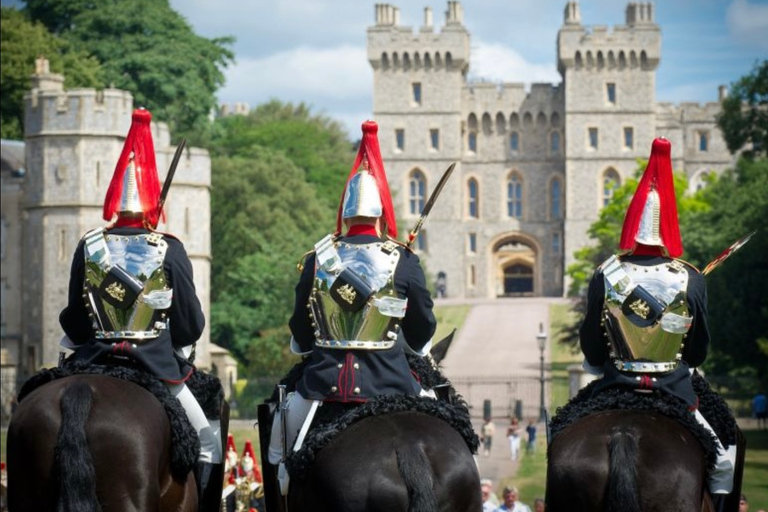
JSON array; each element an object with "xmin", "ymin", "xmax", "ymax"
[
  {"xmin": 619, "ymin": 137, "xmax": 682, "ymax": 257},
  {"xmin": 103, "ymin": 108, "xmax": 162, "ymax": 227},
  {"xmin": 336, "ymin": 121, "xmax": 397, "ymax": 237},
  {"xmin": 341, "ymin": 157, "xmax": 383, "ymax": 219}
]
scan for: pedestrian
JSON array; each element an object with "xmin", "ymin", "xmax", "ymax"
[
  {"xmin": 481, "ymin": 478, "xmax": 499, "ymax": 512},
  {"xmin": 525, "ymin": 419, "xmax": 537, "ymax": 454},
  {"xmin": 481, "ymin": 417, "xmax": 495, "ymax": 457},
  {"xmin": 739, "ymin": 493, "xmax": 748, "ymax": 512},
  {"xmin": 494, "ymin": 486, "xmax": 531, "ymax": 512},
  {"xmin": 753, "ymin": 391, "xmax": 767, "ymax": 430},
  {"xmin": 507, "ymin": 417, "xmax": 522, "ymax": 461},
  {"xmin": 533, "ymin": 498, "xmax": 546, "ymax": 512}
]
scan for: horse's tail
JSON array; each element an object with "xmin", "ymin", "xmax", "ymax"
[
  {"xmin": 55, "ymin": 381, "xmax": 102, "ymax": 512},
  {"xmin": 396, "ymin": 446, "xmax": 438, "ymax": 512},
  {"xmin": 604, "ymin": 425, "xmax": 641, "ymax": 512}
]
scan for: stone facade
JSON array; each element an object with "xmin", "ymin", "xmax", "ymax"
[
  {"xmin": 0, "ymin": 59, "xmax": 237, "ymax": 401},
  {"xmin": 368, "ymin": 1, "xmax": 735, "ymax": 298}
]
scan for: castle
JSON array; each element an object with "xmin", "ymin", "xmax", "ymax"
[
  {"xmin": 368, "ymin": 1, "xmax": 736, "ymax": 298},
  {"xmin": 0, "ymin": 59, "xmax": 235, "ymax": 418}
]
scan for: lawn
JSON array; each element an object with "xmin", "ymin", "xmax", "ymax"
[{"xmin": 433, "ymin": 303, "xmax": 471, "ymax": 349}]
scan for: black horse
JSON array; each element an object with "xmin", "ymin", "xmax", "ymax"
[
  {"xmin": 8, "ymin": 375, "xmax": 198, "ymax": 512},
  {"xmin": 546, "ymin": 410, "xmax": 735, "ymax": 512}
]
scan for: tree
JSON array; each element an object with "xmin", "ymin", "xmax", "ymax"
[
  {"xmin": 211, "ymin": 101, "xmax": 353, "ymax": 208},
  {"xmin": 23, "ymin": 0, "xmax": 234, "ymax": 145},
  {"xmin": 683, "ymin": 157, "xmax": 768, "ymax": 391},
  {"xmin": 717, "ymin": 60, "xmax": 768, "ymax": 157},
  {"xmin": 1, "ymin": 7, "xmax": 103, "ymax": 139},
  {"xmin": 209, "ymin": 150, "xmax": 330, "ymax": 370}
]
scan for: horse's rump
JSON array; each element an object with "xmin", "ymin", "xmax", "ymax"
[
  {"xmin": 291, "ymin": 410, "xmax": 481, "ymax": 512},
  {"xmin": 546, "ymin": 410, "xmax": 708, "ymax": 512},
  {"xmin": 8, "ymin": 375, "xmax": 194, "ymax": 512}
]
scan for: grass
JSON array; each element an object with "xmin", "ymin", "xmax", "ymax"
[
  {"xmin": 742, "ymin": 429, "xmax": 768, "ymax": 506},
  {"xmin": 433, "ymin": 304, "xmax": 471, "ymax": 348}
]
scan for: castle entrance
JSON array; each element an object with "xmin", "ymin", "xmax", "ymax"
[{"xmin": 492, "ymin": 235, "xmax": 538, "ymax": 297}]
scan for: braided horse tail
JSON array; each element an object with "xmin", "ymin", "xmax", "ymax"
[{"xmin": 55, "ymin": 381, "xmax": 102, "ymax": 512}]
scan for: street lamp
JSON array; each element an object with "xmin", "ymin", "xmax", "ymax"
[{"xmin": 536, "ymin": 322, "xmax": 547, "ymax": 423}]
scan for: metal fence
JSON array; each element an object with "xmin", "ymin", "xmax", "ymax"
[{"xmin": 449, "ymin": 375, "xmax": 544, "ymax": 420}]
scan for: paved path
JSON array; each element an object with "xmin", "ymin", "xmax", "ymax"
[{"xmin": 435, "ymin": 297, "xmax": 568, "ymax": 491}]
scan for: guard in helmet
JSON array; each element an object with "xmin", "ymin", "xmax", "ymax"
[
  {"xmin": 579, "ymin": 137, "xmax": 737, "ymax": 504},
  {"xmin": 267, "ymin": 120, "xmax": 437, "ymax": 493},
  {"xmin": 59, "ymin": 108, "xmax": 223, "ymax": 511}
]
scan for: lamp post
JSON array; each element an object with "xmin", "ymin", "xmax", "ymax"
[{"xmin": 536, "ymin": 322, "xmax": 547, "ymax": 423}]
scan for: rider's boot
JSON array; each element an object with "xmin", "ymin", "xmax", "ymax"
[{"xmin": 195, "ymin": 461, "xmax": 224, "ymax": 512}]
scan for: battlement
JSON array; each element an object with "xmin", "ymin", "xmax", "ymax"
[
  {"xmin": 368, "ymin": 2, "xmax": 470, "ymax": 71},
  {"xmin": 657, "ymin": 100, "xmax": 723, "ymax": 122},
  {"xmin": 464, "ymin": 81, "xmax": 562, "ymax": 116},
  {"xmin": 557, "ymin": 2, "xmax": 660, "ymax": 74}
]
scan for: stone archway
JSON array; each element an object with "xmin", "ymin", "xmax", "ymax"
[{"xmin": 491, "ymin": 235, "xmax": 539, "ymax": 297}]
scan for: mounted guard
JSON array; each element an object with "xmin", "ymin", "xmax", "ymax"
[
  {"xmin": 576, "ymin": 137, "xmax": 741, "ymax": 510},
  {"xmin": 57, "ymin": 108, "xmax": 225, "ymax": 511}
]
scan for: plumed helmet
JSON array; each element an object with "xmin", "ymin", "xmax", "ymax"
[
  {"xmin": 336, "ymin": 120, "xmax": 397, "ymax": 238},
  {"xmin": 240, "ymin": 440, "xmax": 263, "ymax": 482},
  {"xmin": 619, "ymin": 137, "xmax": 682, "ymax": 257},
  {"xmin": 226, "ymin": 433, "xmax": 237, "ymax": 454},
  {"xmin": 102, "ymin": 108, "xmax": 162, "ymax": 227}
]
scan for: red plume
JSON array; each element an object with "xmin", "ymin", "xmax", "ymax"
[
  {"xmin": 102, "ymin": 108, "xmax": 162, "ymax": 227},
  {"xmin": 336, "ymin": 121, "xmax": 397, "ymax": 238},
  {"xmin": 619, "ymin": 137, "xmax": 682, "ymax": 257}
]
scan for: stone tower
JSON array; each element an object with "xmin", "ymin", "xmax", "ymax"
[
  {"xmin": 21, "ymin": 58, "xmax": 212, "ymax": 371},
  {"xmin": 558, "ymin": 2, "xmax": 660, "ymax": 280}
]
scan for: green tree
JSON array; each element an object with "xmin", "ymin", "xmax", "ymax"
[
  {"xmin": 23, "ymin": 0, "xmax": 234, "ymax": 145},
  {"xmin": 683, "ymin": 157, "xmax": 768, "ymax": 391},
  {"xmin": 717, "ymin": 60, "xmax": 768, "ymax": 157},
  {"xmin": 211, "ymin": 101, "xmax": 353, "ymax": 208},
  {"xmin": 210, "ymin": 150, "xmax": 329, "ymax": 371},
  {"xmin": 1, "ymin": 7, "xmax": 103, "ymax": 139}
]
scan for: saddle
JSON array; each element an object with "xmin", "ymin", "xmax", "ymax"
[
  {"xmin": 549, "ymin": 372, "xmax": 737, "ymax": 472},
  {"xmin": 18, "ymin": 358, "xmax": 225, "ymax": 480},
  {"xmin": 268, "ymin": 354, "xmax": 479, "ymax": 480}
]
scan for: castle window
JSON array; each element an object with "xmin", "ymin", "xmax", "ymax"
[
  {"xmin": 507, "ymin": 173, "xmax": 523, "ymax": 219},
  {"xmin": 618, "ymin": 51, "xmax": 627, "ymax": 70},
  {"xmin": 482, "ymin": 113, "xmax": 493, "ymax": 135},
  {"xmin": 606, "ymin": 83, "xmax": 616, "ymax": 104},
  {"xmin": 445, "ymin": 52, "xmax": 453, "ymax": 68},
  {"xmin": 392, "ymin": 52, "xmax": 400, "ymax": 68},
  {"xmin": 509, "ymin": 113, "xmax": 520, "ymax": 128},
  {"xmin": 412, "ymin": 83, "xmax": 422, "ymax": 105},
  {"xmin": 403, "ymin": 52, "xmax": 411, "ymax": 71},
  {"xmin": 469, "ymin": 264, "xmax": 476, "ymax": 287},
  {"xmin": 396, "ymin": 129, "xmax": 405, "ymax": 151},
  {"xmin": 414, "ymin": 52, "xmax": 422, "ymax": 69},
  {"xmin": 510, "ymin": 132, "xmax": 520, "ymax": 152},
  {"xmin": 698, "ymin": 131, "xmax": 709, "ymax": 152},
  {"xmin": 602, "ymin": 168, "xmax": 621, "ymax": 207},
  {"xmin": 551, "ymin": 112, "xmax": 561, "ymax": 127},
  {"xmin": 640, "ymin": 51, "xmax": 648, "ymax": 70},
  {"xmin": 430, "ymin": 129, "xmax": 440, "ymax": 150},
  {"xmin": 597, "ymin": 51, "xmax": 604, "ymax": 69},
  {"xmin": 409, "ymin": 170, "xmax": 426, "ymax": 215},
  {"xmin": 468, "ymin": 233, "xmax": 477, "ymax": 254},
  {"xmin": 523, "ymin": 112, "xmax": 533, "ymax": 127},
  {"xmin": 624, "ymin": 127, "xmax": 634, "ymax": 149},
  {"xmin": 552, "ymin": 232, "xmax": 562, "ymax": 254},
  {"xmin": 468, "ymin": 178, "xmax": 479, "ymax": 218},
  {"xmin": 468, "ymin": 133, "xmax": 477, "ymax": 153},
  {"xmin": 551, "ymin": 131, "xmax": 560, "ymax": 153},
  {"xmin": 496, "ymin": 112, "xmax": 507, "ymax": 134},
  {"xmin": 575, "ymin": 51, "xmax": 583, "ymax": 70},
  {"xmin": 424, "ymin": 53, "xmax": 432, "ymax": 70},
  {"xmin": 381, "ymin": 52, "xmax": 390, "ymax": 71},
  {"xmin": 58, "ymin": 227, "xmax": 67, "ymax": 262},
  {"xmin": 588, "ymin": 127, "xmax": 599, "ymax": 149},
  {"xmin": 550, "ymin": 178, "xmax": 562, "ymax": 219},
  {"xmin": 537, "ymin": 112, "xmax": 547, "ymax": 128},
  {"xmin": 630, "ymin": 51, "xmax": 638, "ymax": 68}
]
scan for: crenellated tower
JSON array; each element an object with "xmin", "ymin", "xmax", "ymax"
[{"xmin": 558, "ymin": 1, "xmax": 660, "ymax": 282}]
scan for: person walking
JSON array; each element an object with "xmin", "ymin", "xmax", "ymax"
[
  {"xmin": 525, "ymin": 419, "xmax": 537, "ymax": 454},
  {"xmin": 506, "ymin": 417, "xmax": 521, "ymax": 461},
  {"xmin": 753, "ymin": 392, "xmax": 767, "ymax": 430},
  {"xmin": 481, "ymin": 418, "xmax": 496, "ymax": 457}
]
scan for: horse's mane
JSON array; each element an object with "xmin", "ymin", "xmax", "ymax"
[
  {"xmin": 548, "ymin": 372, "xmax": 734, "ymax": 472},
  {"xmin": 18, "ymin": 360, "xmax": 223, "ymax": 480}
]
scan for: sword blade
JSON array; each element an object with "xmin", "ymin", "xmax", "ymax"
[
  {"xmin": 157, "ymin": 138, "xmax": 187, "ymax": 217},
  {"xmin": 406, "ymin": 162, "xmax": 457, "ymax": 248},
  {"xmin": 702, "ymin": 231, "xmax": 756, "ymax": 276}
]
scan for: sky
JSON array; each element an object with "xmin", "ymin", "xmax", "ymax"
[{"xmin": 5, "ymin": 0, "xmax": 767, "ymax": 137}]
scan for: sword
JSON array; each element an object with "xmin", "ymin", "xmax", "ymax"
[
  {"xmin": 406, "ymin": 162, "xmax": 457, "ymax": 249},
  {"xmin": 702, "ymin": 231, "xmax": 756, "ymax": 276},
  {"xmin": 155, "ymin": 138, "xmax": 187, "ymax": 225}
]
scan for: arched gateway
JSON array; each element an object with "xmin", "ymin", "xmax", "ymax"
[{"xmin": 491, "ymin": 234, "xmax": 539, "ymax": 297}]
